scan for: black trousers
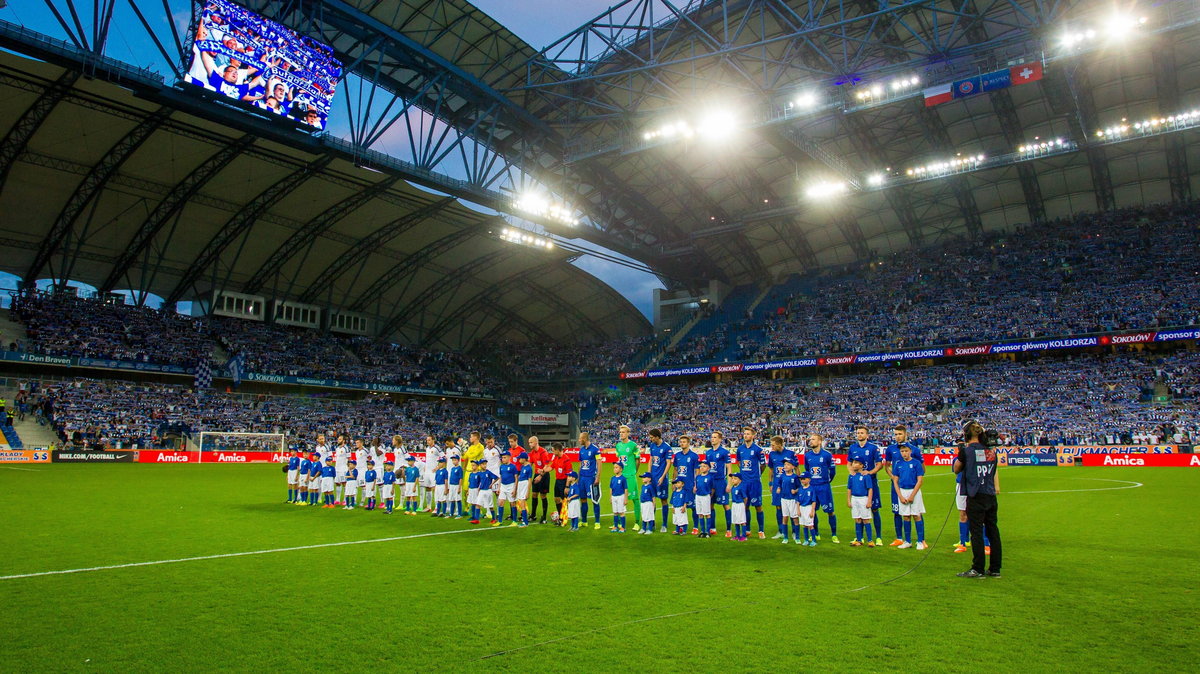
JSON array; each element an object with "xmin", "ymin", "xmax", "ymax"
[{"xmin": 966, "ymin": 493, "xmax": 1002, "ymax": 573}]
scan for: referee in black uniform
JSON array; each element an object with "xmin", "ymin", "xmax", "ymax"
[{"xmin": 954, "ymin": 421, "xmax": 1002, "ymax": 578}]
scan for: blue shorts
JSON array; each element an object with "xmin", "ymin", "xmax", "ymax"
[
  {"xmin": 711, "ymin": 479, "xmax": 729, "ymax": 505},
  {"xmin": 890, "ymin": 483, "xmax": 900, "ymax": 514},
  {"xmin": 743, "ymin": 476, "xmax": 763, "ymax": 507},
  {"xmin": 870, "ymin": 475, "xmax": 882, "ymax": 510},
  {"xmin": 651, "ymin": 475, "xmax": 669, "ymax": 500},
  {"xmin": 813, "ymin": 483, "xmax": 835, "ymax": 513},
  {"xmin": 682, "ymin": 481, "xmax": 696, "ymax": 504},
  {"xmin": 578, "ymin": 475, "xmax": 597, "ymax": 499}
]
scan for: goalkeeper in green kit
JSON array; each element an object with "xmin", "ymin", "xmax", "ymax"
[{"xmin": 614, "ymin": 425, "xmax": 642, "ymax": 498}]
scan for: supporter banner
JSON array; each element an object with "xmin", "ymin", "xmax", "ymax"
[
  {"xmin": 1081, "ymin": 454, "xmax": 1200, "ymax": 467},
  {"xmin": 0, "ymin": 350, "xmax": 191, "ymax": 374},
  {"xmin": 0, "ymin": 449, "xmax": 51, "ymax": 463},
  {"xmin": 1023, "ymin": 445, "xmax": 1178, "ymax": 455},
  {"xmin": 518, "ymin": 413, "xmax": 569, "ymax": 426},
  {"xmin": 617, "ymin": 328, "xmax": 1199, "ymax": 380},
  {"xmin": 52, "ymin": 450, "xmax": 134, "ymax": 463}
]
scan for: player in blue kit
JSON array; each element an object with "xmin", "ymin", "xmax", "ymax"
[
  {"xmin": 381, "ymin": 460, "xmax": 397, "ymax": 514},
  {"xmin": 343, "ymin": 460, "xmax": 358, "ymax": 510},
  {"xmin": 295, "ymin": 451, "xmax": 311, "ymax": 506},
  {"xmin": 286, "ymin": 449, "xmax": 301, "ymax": 503},
  {"xmin": 706, "ymin": 431, "xmax": 732, "ymax": 537},
  {"xmin": 803, "ymin": 433, "xmax": 839, "ymax": 543},
  {"xmin": 647, "ymin": 429, "xmax": 673, "ymax": 532},
  {"xmin": 766, "ymin": 435, "xmax": 797, "ymax": 539},
  {"xmin": 693, "ymin": 461, "xmax": 714, "ymax": 538},
  {"xmin": 735, "ymin": 427, "xmax": 767, "ymax": 539},
  {"xmin": 448, "ymin": 456, "xmax": 464, "ymax": 518},
  {"xmin": 497, "ymin": 452, "xmax": 519, "ymax": 526},
  {"xmin": 729, "ymin": 473, "xmax": 748, "ymax": 541},
  {"xmin": 892, "ymin": 443, "xmax": 928, "ymax": 549},
  {"xmin": 564, "ymin": 471, "xmax": 581, "ymax": 531},
  {"xmin": 796, "ymin": 472, "xmax": 817, "ymax": 546},
  {"xmin": 609, "ymin": 462, "xmax": 628, "ymax": 533},
  {"xmin": 467, "ymin": 465, "xmax": 483, "ymax": 523},
  {"xmin": 576, "ymin": 431, "xmax": 602, "ymax": 529},
  {"xmin": 638, "ymin": 473, "xmax": 656, "ymax": 534},
  {"xmin": 848, "ymin": 425, "xmax": 885, "ymax": 546},
  {"xmin": 847, "ymin": 458, "xmax": 875, "ymax": 547},
  {"xmin": 516, "ymin": 453, "xmax": 533, "ymax": 527},
  {"xmin": 776, "ymin": 459, "xmax": 801, "ymax": 544},
  {"xmin": 669, "ymin": 477, "xmax": 689, "ymax": 535},
  {"xmin": 673, "ymin": 435, "xmax": 700, "ymax": 534},
  {"xmin": 434, "ymin": 458, "xmax": 449, "ymax": 518},
  {"xmin": 362, "ymin": 460, "xmax": 378, "ymax": 510},
  {"xmin": 884, "ymin": 425, "xmax": 924, "ymax": 546},
  {"xmin": 476, "ymin": 461, "xmax": 498, "ymax": 524}
]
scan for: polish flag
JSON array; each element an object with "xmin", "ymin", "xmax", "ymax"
[
  {"xmin": 1011, "ymin": 61, "xmax": 1043, "ymax": 85},
  {"xmin": 923, "ymin": 83, "xmax": 953, "ymax": 107}
]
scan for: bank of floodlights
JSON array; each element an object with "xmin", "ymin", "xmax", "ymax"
[
  {"xmin": 1017, "ymin": 138, "xmax": 1066, "ymax": 155},
  {"xmin": 904, "ymin": 153, "xmax": 985, "ymax": 177},
  {"xmin": 513, "ymin": 193, "xmax": 580, "ymax": 226},
  {"xmin": 500, "ymin": 228, "xmax": 554, "ymax": 250},
  {"xmin": 1061, "ymin": 13, "xmax": 1148, "ymax": 49}
]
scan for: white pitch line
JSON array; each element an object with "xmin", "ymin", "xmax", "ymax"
[
  {"xmin": 2, "ymin": 466, "xmax": 41, "ymax": 472},
  {"xmin": 926, "ymin": 477, "xmax": 1144, "ymax": 495},
  {"xmin": 0, "ymin": 525, "xmax": 506, "ymax": 581}
]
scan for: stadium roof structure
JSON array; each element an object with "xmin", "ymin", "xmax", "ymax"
[
  {"xmin": 3, "ymin": 0, "xmax": 1200, "ymax": 343},
  {"xmin": 0, "ymin": 50, "xmax": 648, "ymax": 349}
]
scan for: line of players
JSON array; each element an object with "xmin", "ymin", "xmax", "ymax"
[{"xmin": 282, "ymin": 425, "xmax": 973, "ymax": 550}]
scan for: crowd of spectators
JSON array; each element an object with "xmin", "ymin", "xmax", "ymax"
[
  {"xmin": 341, "ymin": 336, "xmax": 486, "ymax": 391},
  {"xmin": 10, "ymin": 293, "xmax": 212, "ymax": 367},
  {"xmin": 663, "ymin": 203, "xmax": 1200, "ymax": 365},
  {"xmin": 581, "ymin": 351, "xmax": 1200, "ymax": 449},
  {"xmin": 34, "ymin": 378, "xmax": 504, "ymax": 450},
  {"xmin": 484, "ymin": 336, "xmax": 652, "ymax": 380}
]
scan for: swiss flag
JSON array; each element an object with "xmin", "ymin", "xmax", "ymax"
[{"xmin": 1010, "ymin": 61, "xmax": 1043, "ymax": 85}]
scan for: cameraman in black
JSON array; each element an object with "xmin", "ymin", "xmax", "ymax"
[{"xmin": 953, "ymin": 421, "xmax": 1002, "ymax": 578}]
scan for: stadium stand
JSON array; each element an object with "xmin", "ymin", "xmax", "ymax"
[
  {"xmin": 662, "ymin": 203, "xmax": 1200, "ymax": 365},
  {"xmin": 581, "ymin": 351, "xmax": 1200, "ymax": 449}
]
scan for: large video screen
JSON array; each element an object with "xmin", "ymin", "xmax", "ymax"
[{"xmin": 183, "ymin": 0, "xmax": 342, "ymax": 131}]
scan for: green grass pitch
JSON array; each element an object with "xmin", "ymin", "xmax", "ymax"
[{"xmin": 1, "ymin": 463, "xmax": 1196, "ymax": 671}]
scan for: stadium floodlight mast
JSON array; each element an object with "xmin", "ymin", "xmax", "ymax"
[
  {"xmin": 804, "ymin": 180, "xmax": 848, "ymax": 200},
  {"xmin": 1060, "ymin": 13, "xmax": 1148, "ymax": 49}
]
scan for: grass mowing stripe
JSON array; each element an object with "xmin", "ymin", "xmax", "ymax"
[{"xmin": 0, "ymin": 524, "xmax": 508, "ymax": 581}]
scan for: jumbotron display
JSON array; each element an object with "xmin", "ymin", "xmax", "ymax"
[{"xmin": 182, "ymin": 0, "xmax": 341, "ymax": 130}]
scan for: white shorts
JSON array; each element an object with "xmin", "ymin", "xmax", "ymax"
[
  {"xmin": 567, "ymin": 500, "xmax": 580, "ymax": 519},
  {"xmin": 321, "ymin": 476, "xmax": 335, "ymax": 492},
  {"xmin": 477, "ymin": 490, "xmax": 494, "ymax": 509},
  {"xmin": 499, "ymin": 484, "xmax": 516, "ymax": 502},
  {"xmin": 362, "ymin": 483, "xmax": 376, "ymax": 498},
  {"xmin": 308, "ymin": 476, "xmax": 320, "ymax": 490},
  {"xmin": 287, "ymin": 469, "xmax": 299, "ymax": 485},
  {"xmin": 672, "ymin": 507, "xmax": 688, "ymax": 526},
  {"xmin": 898, "ymin": 488, "xmax": 925, "ymax": 517},
  {"xmin": 335, "ymin": 469, "xmax": 346, "ymax": 483},
  {"xmin": 403, "ymin": 483, "xmax": 417, "ymax": 498},
  {"xmin": 516, "ymin": 480, "xmax": 530, "ymax": 501},
  {"xmin": 781, "ymin": 499, "xmax": 798, "ymax": 519},
  {"xmin": 422, "ymin": 472, "xmax": 436, "ymax": 488},
  {"xmin": 851, "ymin": 495, "xmax": 871, "ymax": 520},
  {"xmin": 380, "ymin": 484, "xmax": 394, "ymax": 499},
  {"xmin": 798, "ymin": 503, "xmax": 815, "ymax": 526},
  {"xmin": 611, "ymin": 495, "xmax": 627, "ymax": 515},
  {"xmin": 695, "ymin": 494, "xmax": 712, "ymax": 517},
  {"xmin": 640, "ymin": 501, "xmax": 654, "ymax": 522},
  {"xmin": 732, "ymin": 502, "xmax": 747, "ymax": 525},
  {"xmin": 468, "ymin": 488, "xmax": 479, "ymax": 505},
  {"xmin": 956, "ymin": 492, "xmax": 967, "ymax": 511},
  {"xmin": 343, "ymin": 482, "xmax": 357, "ymax": 497},
  {"xmin": 435, "ymin": 484, "xmax": 448, "ymax": 502}
]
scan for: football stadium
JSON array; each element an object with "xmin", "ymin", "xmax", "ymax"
[{"xmin": 1, "ymin": 0, "xmax": 1198, "ymax": 670}]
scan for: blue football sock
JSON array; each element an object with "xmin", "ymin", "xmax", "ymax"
[
  {"xmin": 571, "ymin": 517, "xmax": 578, "ymax": 529},
  {"xmin": 855, "ymin": 522, "xmax": 863, "ymax": 541},
  {"xmin": 959, "ymin": 522, "xmax": 969, "ymax": 545},
  {"xmin": 828, "ymin": 514, "xmax": 838, "ymax": 536},
  {"xmin": 723, "ymin": 507, "xmax": 732, "ymax": 531},
  {"xmin": 661, "ymin": 504, "xmax": 669, "ymax": 526},
  {"xmin": 812, "ymin": 518, "xmax": 820, "ymax": 536},
  {"xmin": 916, "ymin": 520, "xmax": 925, "ymax": 543},
  {"xmin": 984, "ymin": 532, "xmax": 991, "ymax": 547},
  {"xmin": 894, "ymin": 513, "xmax": 904, "ymax": 539},
  {"xmin": 756, "ymin": 509, "xmax": 765, "ymax": 533},
  {"xmin": 903, "ymin": 519, "xmax": 912, "ymax": 542},
  {"xmin": 593, "ymin": 502, "xmax": 601, "ymax": 522},
  {"xmin": 791, "ymin": 523, "xmax": 800, "ymax": 539},
  {"xmin": 872, "ymin": 511, "xmax": 882, "ymax": 538},
  {"xmin": 776, "ymin": 509, "xmax": 786, "ymax": 535},
  {"xmin": 865, "ymin": 523, "xmax": 873, "ymax": 541}
]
